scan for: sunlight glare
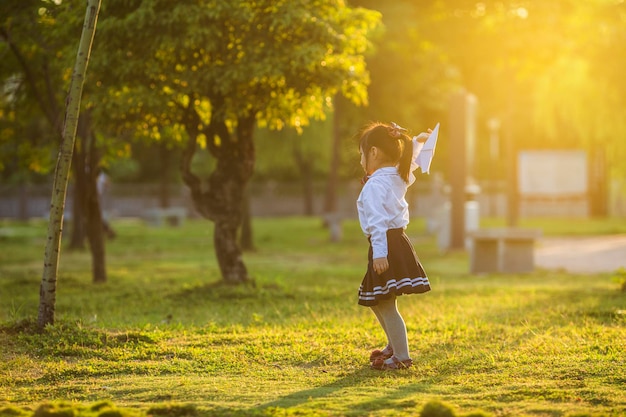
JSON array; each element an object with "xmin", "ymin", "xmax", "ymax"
[
  {"xmin": 473, "ymin": 3, "xmax": 486, "ymax": 17},
  {"xmin": 515, "ymin": 7, "xmax": 529, "ymax": 19}
]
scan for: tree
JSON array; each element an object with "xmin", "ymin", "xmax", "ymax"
[
  {"xmin": 1, "ymin": 0, "xmax": 111, "ymax": 282},
  {"xmin": 0, "ymin": 1, "xmax": 67, "ymax": 215},
  {"xmin": 433, "ymin": 2, "xmax": 626, "ymax": 152},
  {"xmin": 353, "ymin": 0, "xmax": 456, "ymax": 127},
  {"xmin": 356, "ymin": 0, "xmax": 626, "ymax": 216},
  {"xmin": 39, "ymin": 0, "xmax": 101, "ymax": 328},
  {"xmin": 256, "ymin": 121, "xmax": 333, "ymax": 216},
  {"xmin": 92, "ymin": 0, "xmax": 381, "ymax": 284}
]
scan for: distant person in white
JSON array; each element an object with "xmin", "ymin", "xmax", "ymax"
[{"xmin": 97, "ymin": 170, "xmax": 116, "ymax": 239}]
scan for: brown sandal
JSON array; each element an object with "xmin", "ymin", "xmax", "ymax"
[
  {"xmin": 371, "ymin": 355, "xmax": 413, "ymax": 371},
  {"xmin": 369, "ymin": 345, "xmax": 393, "ymax": 362}
]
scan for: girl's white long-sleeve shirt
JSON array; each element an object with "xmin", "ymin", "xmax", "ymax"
[{"xmin": 356, "ymin": 138, "xmax": 425, "ymax": 259}]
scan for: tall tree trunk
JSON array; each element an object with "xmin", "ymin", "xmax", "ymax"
[
  {"xmin": 69, "ymin": 181, "xmax": 86, "ymax": 249},
  {"xmin": 84, "ymin": 121, "xmax": 106, "ymax": 283},
  {"xmin": 215, "ymin": 214, "xmax": 248, "ymax": 283},
  {"xmin": 85, "ymin": 179, "xmax": 106, "ymax": 283},
  {"xmin": 180, "ymin": 106, "xmax": 255, "ymax": 285},
  {"xmin": 324, "ymin": 95, "xmax": 342, "ymax": 215},
  {"xmin": 69, "ymin": 139, "xmax": 87, "ymax": 250},
  {"xmin": 38, "ymin": 0, "xmax": 101, "ymax": 329},
  {"xmin": 323, "ymin": 94, "xmax": 344, "ymax": 242},
  {"xmin": 240, "ymin": 184, "xmax": 255, "ymax": 251},
  {"xmin": 589, "ymin": 147, "xmax": 607, "ymax": 217}
]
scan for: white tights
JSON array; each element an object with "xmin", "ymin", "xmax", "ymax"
[{"xmin": 370, "ymin": 297, "xmax": 410, "ymax": 361}]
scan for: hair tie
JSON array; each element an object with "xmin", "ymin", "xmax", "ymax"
[{"xmin": 389, "ymin": 122, "xmax": 408, "ymax": 138}]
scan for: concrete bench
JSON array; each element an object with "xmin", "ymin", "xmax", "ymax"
[
  {"xmin": 468, "ymin": 228, "xmax": 542, "ymax": 274},
  {"xmin": 143, "ymin": 207, "xmax": 187, "ymax": 227}
]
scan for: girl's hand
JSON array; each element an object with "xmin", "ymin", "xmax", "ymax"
[
  {"xmin": 373, "ymin": 257, "xmax": 389, "ymax": 274},
  {"xmin": 415, "ymin": 128, "xmax": 432, "ymax": 144}
]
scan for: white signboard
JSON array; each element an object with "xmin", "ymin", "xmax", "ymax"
[{"xmin": 518, "ymin": 150, "xmax": 587, "ymax": 196}]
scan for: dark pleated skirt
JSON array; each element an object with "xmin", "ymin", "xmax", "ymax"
[{"xmin": 358, "ymin": 228, "xmax": 431, "ymax": 306}]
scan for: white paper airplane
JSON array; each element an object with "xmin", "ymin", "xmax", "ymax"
[{"xmin": 415, "ymin": 122, "xmax": 439, "ymax": 174}]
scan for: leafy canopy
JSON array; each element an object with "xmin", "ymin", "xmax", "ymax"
[
  {"xmin": 0, "ymin": 0, "xmax": 83, "ymax": 180},
  {"xmin": 91, "ymin": 0, "xmax": 381, "ymax": 143}
]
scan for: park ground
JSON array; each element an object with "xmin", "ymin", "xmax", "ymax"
[
  {"xmin": 0, "ymin": 216, "xmax": 625, "ymax": 417},
  {"xmin": 536, "ymin": 234, "xmax": 626, "ymax": 273}
]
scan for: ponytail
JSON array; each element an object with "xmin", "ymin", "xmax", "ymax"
[{"xmin": 397, "ymin": 136, "xmax": 412, "ymax": 183}]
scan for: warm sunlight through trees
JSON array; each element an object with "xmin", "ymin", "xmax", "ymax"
[
  {"xmin": 88, "ymin": 0, "xmax": 381, "ymax": 284},
  {"xmin": 439, "ymin": 1, "xmax": 626, "ymax": 171},
  {"xmin": 2, "ymin": 0, "xmax": 626, "ymax": 288}
]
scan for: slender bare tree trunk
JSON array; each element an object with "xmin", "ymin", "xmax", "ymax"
[{"xmin": 38, "ymin": 0, "xmax": 101, "ymax": 329}]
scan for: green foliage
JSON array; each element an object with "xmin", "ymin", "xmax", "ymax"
[
  {"xmin": 1, "ymin": 218, "xmax": 625, "ymax": 416},
  {"xmin": 33, "ymin": 403, "xmax": 78, "ymax": 417},
  {"xmin": 354, "ymin": 0, "xmax": 457, "ymax": 127},
  {"xmin": 5, "ymin": 0, "xmax": 626, "ymax": 185},
  {"xmin": 0, "ymin": 402, "xmax": 141, "ymax": 417},
  {"xmin": 254, "ymin": 97, "xmax": 368, "ymax": 183},
  {"xmin": 0, "ymin": 0, "xmax": 72, "ymax": 180},
  {"xmin": 357, "ymin": 1, "xmax": 626, "ymax": 182},
  {"xmin": 462, "ymin": 412, "xmax": 491, "ymax": 417},
  {"xmin": 145, "ymin": 404, "xmax": 197, "ymax": 417},
  {"xmin": 254, "ymin": 119, "xmax": 351, "ymax": 182},
  {"xmin": 419, "ymin": 401, "xmax": 456, "ymax": 417},
  {"xmin": 106, "ymin": 158, "xmax": 140, "ymax": 183},
  {"xmin": 90, "ymin": 0, "xmax": 381, "ymax": 143},
  {"xmin": 0, "ymin": 406, "xmax": 31, "ymax": 417},
  {"xmin": 0, "ymin": 0, "xmax": 130, "ymax": 184}
]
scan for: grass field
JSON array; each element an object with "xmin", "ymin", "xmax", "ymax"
[{"xmin": 1, "ymin": 216, "xmax": 625, "ymax": 417}]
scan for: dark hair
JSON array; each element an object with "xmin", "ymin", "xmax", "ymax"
[{"xmin": 358, "ymin": 122, "xmax": 412, "ymax": 183}]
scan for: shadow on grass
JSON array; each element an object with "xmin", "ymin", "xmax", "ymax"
[
  {"xmin": 254, "ymin": 278, "xmax": 625, "ymax": 415},
  {"xmin": 168, "ymin": 280, "xmax": 297, "ymax": 304},
  {"xmin": 257, "ymin": 366, "xmax": 431, "ymax": 415}
]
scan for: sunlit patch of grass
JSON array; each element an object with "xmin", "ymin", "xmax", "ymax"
[{"xmin": 1, "ymin": 217, "xmax": 625, "ymax": 416}]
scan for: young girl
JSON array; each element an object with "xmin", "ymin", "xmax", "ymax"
[{"xmin": 356, "ymin": 121, "xmax": 432, "ymax": 371}]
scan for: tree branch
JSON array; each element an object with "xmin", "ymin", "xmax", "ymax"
[
  {"xmin": 178, "ymin": 100, "xmax": 218, "ymax": 220},
  {"xmin": 0, "ymin": 26, "xmax": 61, "ymax": 135},
  {"xmin": 179, "ymin": 103, "xmax": 201, "ymax": 186}
]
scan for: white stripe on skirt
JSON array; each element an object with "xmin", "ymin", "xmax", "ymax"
[{"xmin": 359, "ymin": 276, "xmax": 430, "ymax": 301}]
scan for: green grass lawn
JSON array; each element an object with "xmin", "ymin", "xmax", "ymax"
[{"xmin": 0, "ymin": 217, "xmax": 625, "ymax": 417}]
